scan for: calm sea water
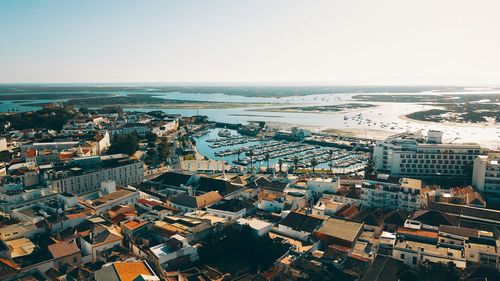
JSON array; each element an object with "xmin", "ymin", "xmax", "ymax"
[{"xmin": 1, "ymin": 88, "xmax": 499, "ymax": 149}]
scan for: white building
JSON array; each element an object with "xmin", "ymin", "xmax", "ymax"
[
  {"xmin": 392, "ymin": 238, "xmax": 466, "ymax": 268},
  {"xmin": 277, "ymin": 212, "xmax": 324, "ymax": 241},
  {"xmin": 109, "ymin": 124, "xmax": 150, "ymax": 136},
  {"xmin": 47, "ymin": 155, "xmax": 144, "ymax": 195},
  {"xmin": 258, "ymin": 190, "xmax": 285, "ymax": 213},
  {"xmin": 79, "ymin": 225, "xmax": 123, "ymax": 262},
  {"xmin": 152, "ymin": 119, "xmax": 178, "ymax": 137},
  {"xmin": 0, "ymin": 184, "xmax": 59, "ymax": 212},
  {"xmin": 472, "ymin": 152, "xmax": 500, "ymax": 195},
  {"xmin": 464, "ymin": 240, "xmax": 500, "ymax": 270},
  {"xmin": 0, "ymin": 221, "xmax": 42, "ymax": 241},
  {"xmin": 78, "ymin": 181, "xmax": 139, "ymax": 214},
  {"xmin": 312, "ymin": 197, "xmax": 345, "ymax": 217},
  {"xmin": 0, "ymin": 137, "xmax": 7, "ymax": 151},
  {"xmin": 360, "ymin": 176, "xmax": 422, "ymax": 211},
  {"xmin": 373, "ymin": 132, "xmax": 482, "ymax": 180},
  {"xmin": 205, "ymin": 199, "xmax": 247, "ymax": 221},
  {"xmin": 237, "ymin": 218, "xmax": 272, "ymax": 236},
  {"xmin": 149, "ymin": 234, "xmax": 198, "ymax": 270},
  {"xmin": 306, "ymin": 177, "xmax": 340, "ymax": 198}
]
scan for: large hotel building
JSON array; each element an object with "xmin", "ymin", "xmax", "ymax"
[{"xmin": 373, "ymin": 131, "xmax": 482, "ymax": 181}]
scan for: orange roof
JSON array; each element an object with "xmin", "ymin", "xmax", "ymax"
[
  {"xmin": 122, "ymin": 220, "xmax": 147, "ymax": 231},
  {"xmin": 48, "ymin": 241, "xmax": 80, "ymax": 259},
  {"xmin": 0, "ymin": 257, "xmax": 19, "ymax": 270},
  {"xmin": 336, "ymin": 204, "xmax": 359, "ymax": 219},
  {"xmin": 25, "ymin": 149, "xmax": 36, "ymax": 158},
  {"xmin": 138, "ymin": 198, "xmax": 161, "ymax": 207},
  {"xmin": 65, "ymin": 213, "xmax": 87, "ymax": 220},
  {"xmin": 397, "ymin": 227, "xmax": 439, "ymax": 239},
  {"xmin": 113, "ymin": 262, "xmax": 153, "ymax": 281}
]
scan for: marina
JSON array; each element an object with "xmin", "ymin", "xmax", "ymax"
[{"xmin": 195, "ymin": 128, "xmax": 370, "ymax": 174}]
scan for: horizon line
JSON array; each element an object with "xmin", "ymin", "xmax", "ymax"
[{"xmin": 1, "ymin": 81, "xmax": 499, "ymax": 87}]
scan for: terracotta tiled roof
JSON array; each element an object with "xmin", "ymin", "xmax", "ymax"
[
  {"xmin": 397, "ymin": 226, "xmax": 439, "ymax": 239},
  {"xmin": 48, "ymin": 241, "xmax": 80, "ymax": 259},
  {"xmin": 114, "ymin": 261, "xmax": 154, "ymax": 281}
]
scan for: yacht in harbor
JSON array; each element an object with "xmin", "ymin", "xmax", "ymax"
[{"xmin": 218, "ymin": 128, "xmax": 232, "ymax": 138}]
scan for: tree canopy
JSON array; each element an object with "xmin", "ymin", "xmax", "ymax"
[
  {"xmin": 0, "ymin": 108, "xmax": 75, "ymax": 131},
  {"xmin": 198, "ymin": 224, "xmax": 289, "ymax": 277},
  {"xmin": 108, "ymin": 134, "xmax": 139, "ymax": 156},
  {"xmin": 398, "ymin": 262, "xmax": 461, "ymax": 281}
]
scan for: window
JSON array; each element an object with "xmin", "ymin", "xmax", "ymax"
[
  {"xmin": 401, "ymin": 254, "xmax": 405, "ymax": 259},
  {"xmin": 412, "ymin": 256, "xmax": 417, "ymax": 265}
]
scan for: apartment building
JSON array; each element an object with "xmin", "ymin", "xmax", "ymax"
[
  {"xmin": 78, "ymin": 181, "xmax": 139, "ymax": 214},
  {"xmin": 392, "ymin": 238, "xmax": 466, "ymax": 268},
  {"xmin": 109, "ymin": 124, "xmax": 150, "ymax": 136},
  {"xmin": 373, "ymin": 131, "xmax": 482, "ymax": 180},
  {"xmin": 360, "ymin": 175, "xmax": 422, "ymax": 211},
  {"xmin": 45, "ymin": 154, "xmax": 144, "ymax": 195},
  {"xmin": 472, "ymin": 152, "xmax": 500, "ymax": 196}
]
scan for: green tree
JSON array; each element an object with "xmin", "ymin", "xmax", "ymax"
[
  {"xmin": 145, "ymin": 132, "xmax": 157, "ymax": 144},
  {"xmin": 247, "ymin": 150, "xmax": 254, "ymax": 173},
  {"xmin": 0, "ymin": 108, "xmax": 75, "ymax": 131},
  {"xmin": 328, "ymin": 149, "xmax": 334, "ymax": 172},
  {"xmin": 311, "ymin": 157, "xmax": 318, "ymax": 173},
  {"xmin": 398, "ymin": 262, "xmax": 461, "ymax": 281},
  {"xmin": 108, "ymin": 134, "xmax": 139, "ymax": 156},
  {"xmin": 293, "ymin": 155, "xmax": 299, "ymax": 173},
  {"xmin": 198, "ymin": 224, "xmax": 289, "ymax": 275},
  {"xmin": 236, "ymin": 148, "xmax": 242, "ymax": 162},
  {"xmin": 265, "ymin": 153, "xmax": 270, "ymax": 172},
  {"xmin": 78, "ymin": 107, "xmax": 91, "ymax": 114},
  {"xmin": 158, "ymin": 137, "xmax": 170, "ymax": 162}
]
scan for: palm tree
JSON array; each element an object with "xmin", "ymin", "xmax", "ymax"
[
  {"xmin": 237, "ymin": 148, "xmax": 242, "ymax": 162},
  {"xmin": 328, "ymin": 149, "xmax": 334, "ymax": 172},
  {"xmin": 265, "ymin": 153, "xmax": 270, "ymax": 173},
  {"xmin": 247, "ymin": 150, "xmax": 254, "ymax": 173},
  {"xmin": 311, "ymin": 157, "xmax": 318, "ymax": 174},
  {"xmin": 293, "ymin": 156, "xmax": 299, "ymax": 173},
  {"xmin": 278, "ymin": 158, "xmax": 284, "ymax": 173}
]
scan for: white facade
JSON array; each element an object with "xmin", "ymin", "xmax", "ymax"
[
  {"xmin": 258, "ymin": 191, "xmax": 285, "ymax": 213},
  {"xmin": 277, "ymin": 223, "xmax": 312, "ymax": 241},
  {"xmin": 79, "ymin": 186, "xmax": 139, "ymax": 214},
  {"xmin": 360, "ymin": 178, "xmax": 422, "ymax": 211},
  {"xmin": 152, "ymin": 120, "xmax": 178, "ymax": 137},
  {"xmin": 306, "ymin": 178, "xmax": 340, "ymax": 198},
  {"xmin": 97, "ymin": 130, "xmax": 111, "ymax": 154},
  {"xmin": 109, "ymin": 125, "xmax": 150, "ymax": 136},
  {"xmin": 49, "ymin": 161, "xmax": 144, "ymax": 195},
  {"xmin": 237, "ymin": 218, "xmax": 272, "ymax": 236},
  {"xmin": 392, "ymin": 239, "xmax": 466, "ymax": 268},
  {"xmin": 0, "ymin": 137, "xmax": 7, "ymax": 151},
  {"xmin": 149, "ymin": 235, "xmax": 198, "ymax": 269},
  {"xmin": 374, "ymin": 136, "xmax": 481, "ymax": 179},
  {"xmin": 206, "ymin": 206, "xmax": 246, "ymax": 221},
  {"xmin": 472, "ymin": 152, "xmax": 500, "ymax": 195},
  {"xmin": 0, "ymin": 222, "xmax": 42, "ymax": 241},
  {"xmin": 79, "ymin": 229, "xmax": 123, "ymax": 262},
  {"xmin": 0, "ymin": 185, "xmax": 58, "ymax": 212},
  {"xmin": 464, "ymin": 241, "xmax": 499, "ymax": 269}
]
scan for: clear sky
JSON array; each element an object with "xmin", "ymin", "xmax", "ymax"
[{"xmin": 1, "ymin": 0, "xmax": 500, "ymax": 85}]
